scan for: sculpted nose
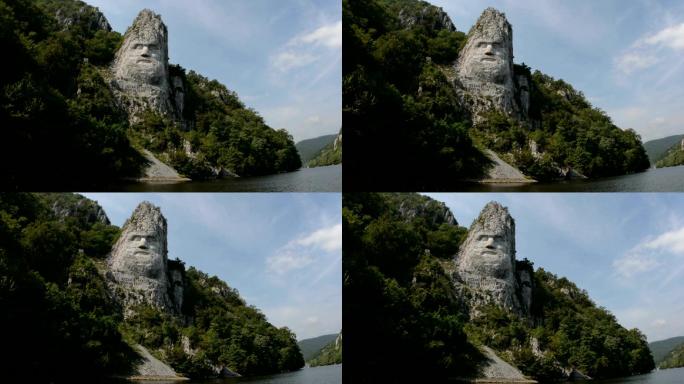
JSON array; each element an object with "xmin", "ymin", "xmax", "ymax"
[
  {"xmin": 485, "ymin": 237, "xmax": 495, "ymax": 248},
  {"xmin": 139, "ymin": 237, "xmax": 148, "ymax": 249},
  {"xmin": 141, "ymin": 46, "xmax": 150, "ymax": 57},
  {"xmin": 484, "ymin": 44, "xmax": 494, "ymax": 55}
]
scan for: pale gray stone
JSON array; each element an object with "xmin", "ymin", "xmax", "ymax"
[
  {"xmin": 455, "ymin": 201, "xmax": 522, "ymax": 315},
  {"xmin": 111, "ymin": 9, "xmax": 179, "ymax": 124},
  {"xmin": 455, "ymin": 8, "xmax": 529, "ymax": 122},
  {"xmin": 107, "ymin": 201, "xmax": 180, "ymax": 315}
]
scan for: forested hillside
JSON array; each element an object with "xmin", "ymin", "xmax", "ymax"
[
  {"xmin": 0, "ymin": 0, "xmax": 300, "ymax": 189},
  {"xmin": 343, "ymin": 0, "xmax": 649, "ymax": 189},
  {"xmin": 0, "ymin": 193, "xmax": 303, "ymax": 381},
  {"xmin": 344, "ymin": 193, "xmax": 654, "ymax": 382}
]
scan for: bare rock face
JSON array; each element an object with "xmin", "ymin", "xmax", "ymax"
[
  {"xmin": 107, "ymin": 202, "xmax": 181, "ymax": 315},
  {"xmin": 455, "ymin": 8, "xmax": 526, "ymax": 122},
  {"xmin": 456, "ymin": 201, "xmax": 521, "ymax": 314},
  {"xmin": 111, "ymin": 9, "xmax": 178, "ymax": 124}
]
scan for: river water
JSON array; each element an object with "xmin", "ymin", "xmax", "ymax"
[
  {"xmin": 550, "ymin": 366, "xmax": 684, "ymax": 384},
  {"xmin": 128, "ymin": 364, "xmax": 341, "ymax": 384},
  {"xmin": 458, "ymin": 165, "xmax": 684, "ymax": 192},
  {"xmin": 107, "ymin": 164, "xmax": 341, "ymax": 192}
]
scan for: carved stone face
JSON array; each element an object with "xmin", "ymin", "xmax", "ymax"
[
  {"xmin": 462, "ymin": 229, "xmax": 513, "ymax": 279},
  {"xmin": 116, "ymin": 38, "xmax": 165, "ymax": 84},
  {"xmin": 461, "ymin": 35, "xmax": 510, "ymax": 83},
  {"xmin": 112, "ymin": 229, "xmax": 164, "ymax": 279}
]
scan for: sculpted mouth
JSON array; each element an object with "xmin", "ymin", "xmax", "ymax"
[
  {"xmin": 481, "ymin": 57, "xmax": 497, "ymax": 62},
  {"xmin": 137, "ymin": 59, "xmax": 153, "ymax": 63}
]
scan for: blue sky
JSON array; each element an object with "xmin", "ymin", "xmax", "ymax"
[
  {"xmin": 87, "ymin": 0, "xmax": 341, "ymax": 142},
  {"xmin": 425, "ymin": 193, "xmax": 684, "ymax": 342},
  {"xmin": 431, "ymin": 0, "xmax": 684, "ymax": 142},
  {"xmin": 82, "ymin": 193, "xmax": 341, "ymax": 341}
]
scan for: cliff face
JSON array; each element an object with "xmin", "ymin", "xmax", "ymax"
[
  {"xmin": 454, "ymin": 201, "xmax": 533, "ymax": 318},
  {"xmin": 111, "ymin": 9, "xmax": 183, "ymax": 125},
  {"xmin": 455, "ymin": 8, "xmax": 528, "ymax": 123},
  {"xmin": 106, "ymin": 201, "xmax": 183, "ymax": 316}
]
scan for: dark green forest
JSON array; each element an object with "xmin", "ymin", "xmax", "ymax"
[
  {"xmin": 308, "ymin": 331, "xmax": 342, "ymax": 367},
  {"xmin": 343, "ymin": 0, "xmax": 649, "ymax": 190},
  {"xmin": 343, "ymin": 192, "xmax": 654, "ymax": 382},
  {"xmin": 654, "ymin": 141, "xmax": 684, "ymax": 168},
  {"xmin": 0, "ymin": 193, "xmax": 303, "ymax": 381},
  {"xmin": 0, "ymin": 0, "xmax": 300, "ymax": 190},
  {"xmin": 659, "ymin": 342, "xmax": 684, "ymax": 369}
]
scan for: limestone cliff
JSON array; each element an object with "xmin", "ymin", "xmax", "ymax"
[
  {"xmin": 455, "ymin": 8, "xmax": 528, "ymax": 123},
  {"xmin": 106, "ymin": 201, "xmax": 183, "ymax": 316},
  {"xmin": 110, "ymin": 9, "xmax": 182, "ymax": 125},
  {"xmin": 454, "ymin": 201, "xmax": 534, "ymax": 319}
]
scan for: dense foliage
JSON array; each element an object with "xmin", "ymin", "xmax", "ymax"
[
  {"xmin": 0, "ymin": 0, "xmax": 145, "ymax": 190},
  {"xmin": 344, "ymin": 0, "xmax": 650, "ymax": 188},
  {"xmin": 123, "ymin": 267, "xmax": 304, "ymax": 378},
  {"xmin": 0, "ymin": 193, "xmax": 136, "ymax": 382},
  {"xmin": 659, "ymin": 342, "xmax": 684, "ymax": 369},
  {"xmin": 343, "ymin": 0, "xmax": 492, "ymax": 190},
  {"xmin": 309, "ymin": 332, "xmax": 342, "ymax": 367},
  {"xmin": 473, "ymin": 70, "xmax": 650, "ymax": 180},
  {"xmin": 344, "ymin": 192, "xmax": 655, "ymax": 382},
  {"xmin": 0, "ymin": 193, "xmax": 304, "ymax": 381},
  {"xmin": 344, "ymin": 192, "xmax": 482, "ymax": 382},
  {"xmin": 132, "ymin": 67, "xmax": 301, "ymax": 178},
  {"xmin": 465, "ymin": 269, "xmax": 654, "ymax": 380},
  {"xmin": 1, "ymin": 0, "xmax": 300, "ymax": 189}
]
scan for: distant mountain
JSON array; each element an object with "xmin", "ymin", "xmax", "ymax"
[
  {"xmin": 308, "ymin": 131, "xmax": 342, "ymax": 167},
  {"xmin": 649, "ymin": 336, "xmax": 684, "ymax": 365},
  {"xmin": 309, "ymin": 331, "xmax": 342, "ymax": 367},
  {"xmin": 643, "ymin": 135, "xmax": 684, "ymax": 165},
  {"xmin": 660, "ymin": 342, "xmax": 684, "ymax": 369},
  {"xmin": 296, "ymin": 134, "xmax": 337, "ymax": 164},
  {"xmin": 297, "ymin": 333, "xmax": 338, "ymax": 361}
]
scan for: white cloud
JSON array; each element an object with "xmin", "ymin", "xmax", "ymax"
[
  {"xmin": 642, "ymin": 227, "xmax": 684, "ymax": 254},
  {"xmin": 271, "ymin": 51, "xmax": 318, "ymax": 71},
  {"xmin": 615, "ymin": 53, "xmax": 660, "ymax": 74},
  {"xmin": 295, "ymin": 223, "xmax": 342, "ymax": 252},
  {"xmin": 640, "ymin": 23, "xmax": 684, "ymax": 50},
  {"xmin": 291, "ymin": 20, "xmax": 342, "ymax": 49},
  {"xmin": 616, "ymin": 23, "xmax": 684, "ymax": 75},
  {"xmin": 612, "ymin": 251, "xmax": 661, "ymax": 278},
  {"xmin": 270, "ymin": 20, "xmax": 341, "ymax": 73},
  {"xmin": 266, "ymin": 223, "xmax": 341, "ymax": 274},
  {"xmin": 266, "ymin": 250, "xmax": 314, "ymax": 274}
]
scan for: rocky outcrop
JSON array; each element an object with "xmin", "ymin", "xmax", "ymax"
[
  {"xmin": 50, "ymin": 1, "xmax": 112, "ymax": 32},
  {"xmin": 455, "ymin": 202, "xmax": 520, "ymax": 314},
  {"xmin": 138, "ymin": 149, "xmax": 190, "ymax": 182},
  {"xmin": 130, "ymin": 344, "xmax": 186, "ymax": 381},
  {"xmin": 47, "ymin": 193, "xmax": 111, "ymax": 226},
  {"xmin": 480, "ymin": 150, "xmax": 536, "ymax": 184},
  {"xmin": 398, "ymin": 196, "xmax": 458, "ymax": 226},
  {"xmin": 478, "ymin": 346, "xmax": 537, "ymax": 383},
  {"xmin": 455, "ymin": 8, "xmax": 528, "ymax": 122},
  {"xmin": 111, "ymin": 9, "xmax": 182, "ymax": 125},
  {"xmin": 106, "ymin": 202, "xmax": 184, "ymax": 316},
  {"xmin": 397, "ymin": 4, "xmax": 455, "ymax": 32}
]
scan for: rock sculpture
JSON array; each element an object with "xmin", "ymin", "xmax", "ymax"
[
  {"xmin": 111, "ymin": 9, "xmax": 179, "ymax": 124},
  {"xmin": 455, "ymin": 8, "xmax": 527, "ymax": 122},
  {"xmin": 107, "ymin": 202, "xmax": 182, "ymax": 315},
  {"xmin": 456, "ymin": 201, "xmax": 520, "ymax": 313}
]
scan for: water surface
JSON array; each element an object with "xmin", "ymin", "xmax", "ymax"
[
  {"xmin": 459, "ymin": 165, "xmax": 684, "ymax": 192},
  {"xmin": 108, "ymin": 164, "xmax": 341, "ymax": 192},
  {"xmin": 129, "ymin": 364, "xmax": 341, "ymax": 384},
  {"xmin": 549, "ymin": 367, "xmax": 684, "ymax": 384}
]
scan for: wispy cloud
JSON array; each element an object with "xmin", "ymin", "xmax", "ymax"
[
  {"xmin": 266, "ymin": 223, "xmax": 341, "ymax": 274},
  {"xmin": 270, "ymin": 20, "xmax": 341, "ymax": 73},
  {"xmin": 615, "ymin": 23, "xmax": 684, "ymax": 75}
]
